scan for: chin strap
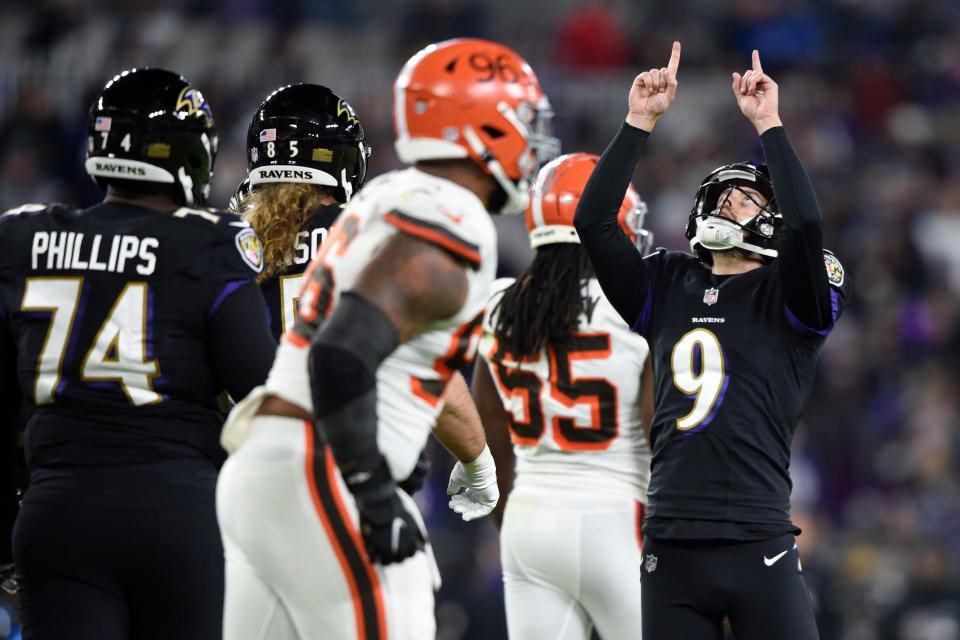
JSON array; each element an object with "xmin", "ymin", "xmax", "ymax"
[{"xmin": 692, "ymin": 216, "xmax": 778, "ymax": 258}]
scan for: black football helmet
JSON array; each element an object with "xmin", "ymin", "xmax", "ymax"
[
  {"xmin": 246, "ymin": 84, "xmax": 370, "ymax": 203},
  {"xmin": 685, "ymin": 162, "xmax": 781, "ymax": 263},
  {"xmin": 227, "ymin": 178, "xmax": 252, "ymax": 214},
  {"xmin": 85, "ymin": 68, "xmax": 218, "ymax": 206}
]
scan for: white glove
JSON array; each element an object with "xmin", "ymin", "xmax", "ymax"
[
  {"xmin": 447, "ymin": 445, "xmax": 499, "ymax": 521},
  {"xmin": 220, "ymin": 386, "xmax": 271, "ymax": 454}
]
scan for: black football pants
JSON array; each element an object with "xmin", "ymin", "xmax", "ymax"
[
  {"xmin": 641, "ymin": 534, "xmax": 820, "ymax": 640},
  {"xmin": 13, "ymin": 494, "xmax": 224, "ymax": 640}
]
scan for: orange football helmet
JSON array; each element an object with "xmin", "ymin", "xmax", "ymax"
[
  {"xmin": 394, "ymin": 38, "xmax": 560, "ymax": 214},
  {"xmin": 526, "ymin": 152, "xmax": 653, "ymax": 253}
]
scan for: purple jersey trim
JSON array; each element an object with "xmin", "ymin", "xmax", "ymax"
[
  {"xmin": 630, "ymin": 283, "xmax": 654, "ymax": 336},
  {"xmin": 785, "ymin": 288, "xmax": 839, "ymax": 336},
  {"xmin": 209, "ymin": 279, "xmax": 251, "ymax": 318}
]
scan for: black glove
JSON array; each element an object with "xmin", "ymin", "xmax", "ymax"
[
  {"xmin": 398, "ymin": 449, "xmax": 431, "ymax": 496},
  {"xmin": 346, "ymin": 457, "xmax": 425, "ymax": 565}
]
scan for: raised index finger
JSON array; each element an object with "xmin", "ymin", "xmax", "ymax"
[
  {"xmin": 752, "ymin": 49, "xmax": 763, "ymax": 74},
  {"xmin": 667, "ymin": 41, "xmax": 681, "ymax": 75}
]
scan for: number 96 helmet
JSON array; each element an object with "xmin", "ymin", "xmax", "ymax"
[
  {"xmin": 394, "ymin": 38, "xmax": 560, "ymax": 215},
  {"xmin": 246, "ymin": 84, "xmax": 371, "ymax": 204},
  {"xmin": 526, "ymin": 152, "xmax": 652, "ymax": 253},
  {"xmin": 85, "ymin": 67, "xmax": 217, "ymax": 206}
]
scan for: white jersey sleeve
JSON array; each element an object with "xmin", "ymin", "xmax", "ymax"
[
  {"xmin": 478, "ymin": 278, "xmax": 652, "ymax": 501},
  {"xmin": 382, "ymin": 183, "xmax": 486, "ymax": 271}
]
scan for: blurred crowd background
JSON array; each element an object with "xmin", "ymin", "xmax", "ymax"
[{"xmin": 1, "ymin": 0, "xmax": 959, "ymax": 638}]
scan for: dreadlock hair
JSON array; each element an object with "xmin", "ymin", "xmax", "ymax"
[
  {"xmin": 492, "ymin": 243, "xmax": 595, "ymax": 359},
  {"xmin": 243, "ymin": 183, "xmax": 333, "ymax": 283}
]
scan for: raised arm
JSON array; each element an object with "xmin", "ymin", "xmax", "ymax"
[
  {"xmin": 574, "ymin": 42, "xmax": 681, "ymax": 324},
  {"xmin": 732, "ymin": 50, "xmax": 834, "ymax": 330}
]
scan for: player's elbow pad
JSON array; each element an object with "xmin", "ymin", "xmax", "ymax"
[{"xmin": 308, "ymin": 292, "xmax": 400, "ymax": 461}]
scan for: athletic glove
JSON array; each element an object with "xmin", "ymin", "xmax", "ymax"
[
  {"xmin": 347, "ymin": 456, "xmax": 425, "ymax": 565},
  {"xmin": 447, "ymin": 444, "xmax": 499, "ymax": 521}
]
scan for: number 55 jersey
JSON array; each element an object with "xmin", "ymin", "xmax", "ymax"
[
  {"xmin": 479, "ymin": 277, "xmax": 652, "ymax": 501},
  {"xmin": 479, "ymin": 276, "xmax": 652, "ymax": 640}
]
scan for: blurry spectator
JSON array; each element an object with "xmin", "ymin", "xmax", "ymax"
[
  {"xmin": 0, "ymin": 2, "xmax": 959, "ymax": 637},
  {"xmin": 398, "ymin": 0, "xmax": 487, "ymax": 57},
  {"xmin": 554, "ymin": 0, "xmax": 631, "ymax": 72},
  {"xmin": 0, "ymin": 85, "xmax": 71, "ymax": 209},
  {"xmin": 794, "ymin": 511, "xmax": 843, "ymax": 639},
  {"xmin": 881, "ymin": 546, "xmax": 960, "ymax": 640}
]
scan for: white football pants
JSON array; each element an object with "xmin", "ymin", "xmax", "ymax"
[
  {"xmin": 500, "ymin": 484, "xmax": 645, "ymax": 640},
  {"xmin": 216, "ymin": 415, "xmax": 438, "ymax": 640}
]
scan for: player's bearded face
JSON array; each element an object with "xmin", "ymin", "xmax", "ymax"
[{"xmin": 713, "ymin": 186, "xmax": 768, "ymax": 224}]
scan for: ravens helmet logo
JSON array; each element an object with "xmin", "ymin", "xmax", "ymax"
[{"xmin": 175, "ymin": 86, "xmax": 212, "ymax": 121}]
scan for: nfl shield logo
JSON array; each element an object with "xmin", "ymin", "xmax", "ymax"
[
  {"xmin": 645, "ymin": 554, "xmax": 658, "ymax": 573},
  {"xmin": 703, "ymin": 288, "xmax": 719, "ymax": 306}
]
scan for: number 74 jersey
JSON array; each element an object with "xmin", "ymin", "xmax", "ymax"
[{"xmin": 478, "ymin": 278, "xmax": 652, "ymax": 502}]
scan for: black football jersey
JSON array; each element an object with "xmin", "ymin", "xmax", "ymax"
[
  {"xmin": 258, "ymin": 207, "xmax": 340, "ymax": 340},
  {"xmin": 0, "ymin": 201, "xmax": 264, "ymax": 501},
  {"xmin": 633, "ymin": 249, "xmax": 849, "ymax": 540}
]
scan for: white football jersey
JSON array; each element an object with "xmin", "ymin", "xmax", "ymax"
[
  {"xmin": 479, "ymin": 278, "xmax": 651, "ymax": 501},
  {"xmin": 263, "ymin": 168, "xmax": 497, "ymax": 481}
]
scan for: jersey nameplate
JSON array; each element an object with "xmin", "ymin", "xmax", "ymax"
[{"xmin": 31, "ymin": 231, "xmax": 158, "ymax": 275}]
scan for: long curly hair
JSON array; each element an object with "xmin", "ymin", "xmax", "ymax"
[
  {"xmin": 492, "ymin": 244, "xmax": 595, "ymax": 358},
  {"xmin": 242, "ymin": 183, "xmax": 332, "ymax": 282}
]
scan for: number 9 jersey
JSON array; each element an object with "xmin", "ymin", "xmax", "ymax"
[{"xmin": 478, "ymin": 277, "xmax": 652, "ymax": 501}]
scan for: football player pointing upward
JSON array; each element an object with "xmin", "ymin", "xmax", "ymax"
[
  {"xmin": 217, "ymin": 39, "xmax": 558, "ymax": 639},
  {"xmin": 575, "ymin": 44, "xmax": 849, "ymax": 639}
]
